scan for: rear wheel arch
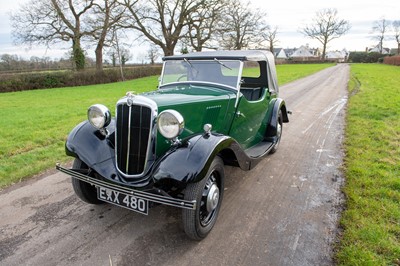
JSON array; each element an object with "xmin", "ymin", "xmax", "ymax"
[
  {"xmin": 265, "ymin": 98, "xmax": 288, "ymax": 138},
  {"xmin": 269, "ymin": 109, "xmax": 283, "ymax": 154}
]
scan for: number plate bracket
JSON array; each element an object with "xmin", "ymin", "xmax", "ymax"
[{"xmin": 97, "ymin": 187, "xmax": 149, "ymax": 215}]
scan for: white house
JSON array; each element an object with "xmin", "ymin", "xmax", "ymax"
[
  {"xmin": 325, "ymin": 49, "xmax": 348, "ymax": 62},
  {"xmin": 273, "ymin": 48, "xmax": 288, "ymax": 59},
  {"xmin": 291, "ymin": 45, "xmax": 314, "ymax": 58},
  {"xmin": 368, "ymin": 44, "xmax": 390, "ymax": 54}
]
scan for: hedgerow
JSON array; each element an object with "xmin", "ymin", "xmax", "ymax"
[{"xmin": 0, "ymin": 65, "xmax": 162, "ymax": 93}]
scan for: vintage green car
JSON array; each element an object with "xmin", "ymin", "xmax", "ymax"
[{"xmin": 57, "ymin": 50, "xmax": 289, "ymax": 240}]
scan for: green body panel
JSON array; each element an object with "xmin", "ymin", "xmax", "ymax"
[
  {"xmin": 143, "ymin": 85, "xmax": 237, "ymax": 156},
  {"xmin": 229, "ymin": 89, "xmax": 274, "ymax": 149}
]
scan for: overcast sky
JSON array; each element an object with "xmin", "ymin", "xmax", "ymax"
[{"xmin": 0, "ymin": 0, "xmax": 398, "ymax": 62}]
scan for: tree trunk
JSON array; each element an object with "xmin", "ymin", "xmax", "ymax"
[
  {"xmin": 163, "ymin": 45, "xmax": 174, "ymax": 56},
  {"xmin": 95, "ymin": 43, "xmax": 103, "ymax": 72},
  {"xmin": 112, "ymin": 54, "xmax": 116, "ymax": 67},
  {"xmin": 269, "ymin": 40, "xmax": 274, "ymax": 53},
  {"xmin": 322, "ymin": 43, "xmax": 327, "ymax": 61},
  {"xmin": 72, "ymin": 39, "xmax": 85, "ymax": 71}
]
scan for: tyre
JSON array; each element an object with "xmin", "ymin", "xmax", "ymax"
[
  {"xmin": 182, "ymin": 156, "xmax": 225, "ymax": 240},
  {"xmin": 269, "ymin": 109, "xmax": 283, "ymax": 154},
  {"xmin": 71, "ymin": 158, "xmax": 102, "ymax": 204}
]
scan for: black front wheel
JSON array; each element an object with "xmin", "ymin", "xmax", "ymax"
[
  {"xmin": 71, "ymin": 158, "xmax": 102, "ymax": 204},
  {"xmin": 182, "ymin": 157, "xmax": 225, "ymax": 240}
]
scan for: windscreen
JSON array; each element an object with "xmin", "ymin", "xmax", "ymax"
[{"xmin": 160, "ymin": 60, "xmax": 242, "ymax": 89}]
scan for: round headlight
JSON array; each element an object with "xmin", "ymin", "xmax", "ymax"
[
  {"xmin": 157, "ymin": 110, "xmax": 184, "ymax": 139},
  {"xmin": 87, "ymin": 104, "xmax": 111, "ymax": 129}
]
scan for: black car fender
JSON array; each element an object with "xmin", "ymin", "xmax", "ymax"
[
  {"xmin": 152, "ymin": 133, "xmax": 253, "ymax": 185},
  {"xmin": 65, "ymin": 119, "xmax": 118, "ymax": 180},
  {"xmin": 265, "ymin": 98, "xmax": 289, "ymax": 139}
]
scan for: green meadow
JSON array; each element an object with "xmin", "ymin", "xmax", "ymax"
[{"xmin": 336, "ymin": 64, "xmax": 400, "ymax": 265}]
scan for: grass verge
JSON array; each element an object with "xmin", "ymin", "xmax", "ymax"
[
  {"xmin": 336, "ymin": 64, "xmax": 400, "ymax": 265},
  {"xmin": 0, "ymin": 63, "xmax": 333, "ymax": 188}
]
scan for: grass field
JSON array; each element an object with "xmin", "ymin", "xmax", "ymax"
[
  {"xmin": 0, "ymin": 63, "xmax": 333, "ymax": 188},
  {"xmin": 336, "ymin": 64, "xmax": 400, "ymax": 265}
]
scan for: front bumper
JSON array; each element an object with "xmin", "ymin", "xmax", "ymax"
[{"xmin": 56, "ymin": 163, "xmax": 196, "ymax": 210}]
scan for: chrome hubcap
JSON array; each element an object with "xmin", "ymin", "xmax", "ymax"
[
  {"xmin": 200, "ymin": 174, "xmax": 220, "ymax": 227},
  {"xmin": 206, "ymin": 184, "xmax": 220, "ymax": 212},
  {"xmin": 277, "ymin": 123, "xmax": 282, "ymax": 138},
  {"xmin": 274, "ymin": 122, "xmax": 282, "ymax": 149}
]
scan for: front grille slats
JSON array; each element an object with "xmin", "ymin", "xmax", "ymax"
[{"xmin": 116, "ymin": 103, "xmax": 152, "ymax": 176}]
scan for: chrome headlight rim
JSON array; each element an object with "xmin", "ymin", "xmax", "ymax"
[
  {"xmin": 87, "ymin": 104, "xmax": 111, "ymax": 129},
  {"xmin": 157, "ymin": 109, "xmax": 184, "ymax": 140}
]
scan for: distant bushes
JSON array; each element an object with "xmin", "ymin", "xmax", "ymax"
[
  {"xmin": 348, "ymin": 52, "xmax": 400, "ymax": 65},
  {"xmin": 0, "ymin": 65, "xmax": 162, "ymax": 93},
  {"xmin": 348, "ymin": 52, "xmax": 383, "ymax": 63}
]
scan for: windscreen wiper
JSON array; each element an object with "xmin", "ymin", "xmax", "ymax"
[
  {"xmin": 214, "ymin": 58, "xmax": 232, "ymax": 70},
  {"xmin": 184, "ymin": 58, "xmax": 193, "ymax": 68}
]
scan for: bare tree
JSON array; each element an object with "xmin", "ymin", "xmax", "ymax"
[
  {"xmin": 392, "ymin": 20, "xmax": 400, "ymax": 55},
  {"xmin": 89, "ymin": 0, "xmax": 126, "ymax": 72},
  {"xmin": 179, "ymin": 39, "xmax": 190, "ymax": 54},
  {"xmin": 11, "ymin": 0, "xmax": 96, "ymax": 70},
  {"xmin": 0, "ymin": 53, "xmax": 77, "ymax": 71},
  {"xmin": 0, "ymin": 54, "xmax": 19, "ymax": 71},
  {"xmin": 186, "ymin": 0, "xmax": 225, "ymax": 51},
  {"xmin": 217, "ymin": 0, "xmax": 269, "ymax": 50},
  {"xmin": 109, "ymin": 26, "xmax": 126, "ymax": 79},
  {"xmin": 107, "ymin": 50, "xmax": 118, "ymax": 67},
  {"xmin": 371, "ymin": 17, "xmax": 389, "ymax": 54},
  {"xmin": 300, "ymin": 8, "xmax": 350, "ymax": 60},
  {"xmin": 263, "ymin": 26, "xmax": 279, "ymax": 53},
  {"xmin": 147, "ymin": 45, "xmax": 160, "ymax": 64},
  {"xmin": 119, "ymin": 47, "xmax": 132, "ymax": 66},
  {"xmin": 122, "ymin": 0, "xmax": 205, "ymax": 56}
]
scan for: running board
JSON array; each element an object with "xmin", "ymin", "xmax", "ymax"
[{"xmin": 245, "ymin": 141, "xmax": 274, "ymax": 158}]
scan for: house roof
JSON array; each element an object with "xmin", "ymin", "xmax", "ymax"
[
  {"xmin": 291, "ymin": 46, "xmax": 313, "ymax": 57},
  {"xmin": 368, "ymin": 44, "xmax": 390, "ymax": 54}
]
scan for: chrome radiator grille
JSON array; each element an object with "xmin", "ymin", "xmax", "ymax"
[{"xmin": 116, "ymin": 103, "xmax": 152, "ymax": 176}]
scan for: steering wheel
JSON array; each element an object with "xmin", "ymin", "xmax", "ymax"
[{"xmin": 177, "ymin": 74, "xmax": 187, "ymax": 81}]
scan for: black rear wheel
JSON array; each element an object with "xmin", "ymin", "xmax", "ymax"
[
  {"xmin": 71, "ymin": 158, "xmax": 102, "ymax": 204},
  {"xmin": 182, "ymin": 157, "xmax": 224, "ymax": 240}
]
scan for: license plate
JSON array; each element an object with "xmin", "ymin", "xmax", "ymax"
[{"xmin": 97, "ymin": 187, "xmax": 149, "ymax": 215}]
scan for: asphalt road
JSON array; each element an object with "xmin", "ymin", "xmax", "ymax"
[{"xmin": 0, "ymin": 64, "xmax": 349, "ymax": 266}]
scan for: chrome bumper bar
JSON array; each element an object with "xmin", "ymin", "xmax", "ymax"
[{"xmin": 56, "ymin": 163, "xmax": 196, "ymax": 210}]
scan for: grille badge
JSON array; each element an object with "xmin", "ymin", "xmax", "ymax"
[{"xmin": 126, "ymin": 91, "xmax": 135, "ymax": 106}]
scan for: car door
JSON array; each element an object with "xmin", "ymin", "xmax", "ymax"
[
  {"xmin": 228, "ymin": 89, "xmax": 271, "ymax": 149},
  {"xmin": 228, "ymin": 60, "xmax": 273, "ymax": 149}
]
